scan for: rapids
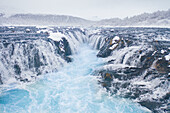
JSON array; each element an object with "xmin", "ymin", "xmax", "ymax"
[{"xmin": 0, "ymin": 44, "xmax": 151, "ymax": 113}]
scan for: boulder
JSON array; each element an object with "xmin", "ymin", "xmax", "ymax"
[
  {"xmin": 155, "ymin": 58, "xmax": 170, "ymax": 73},
  {"xmin": 97, "ymin": 36, "xmax": 120, "ymax": 58}
]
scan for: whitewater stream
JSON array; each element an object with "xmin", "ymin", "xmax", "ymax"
[{"xmin": 0, "ymin": 44, "xmax": 151, "ymax": 113}]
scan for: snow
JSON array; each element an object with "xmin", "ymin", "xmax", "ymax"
[
  {"xmin": 36, "ymin": 26, "xmax": 48, "ymax": 28},
  {"xmin": 103, "ymin": 64, "xmax": 134, "ymax": 70},
  {"xmin": 133, "ymin": 81, "xmax": 151, "ymax": 86},
  {"xmin": 152, "ymin": 51, "xmax": 157, "ymax": 56},
  {"xmin": 110, "ymin": 29, "xmax": 114, "ymax": 32},
  {"xmin": 37, "ymin": 28, "xmax": 68, "ymax": 42},
  {"xmin": 37, "ymin": 29, "xmax": 49, "ymax": 33},
  {"xmin": 109, "ymin": 44, "xmax": 118, "ymax": 50},
  {"xmin": 8, "ymin": 26, "xmax": 15, "ymax": 29},
  {"xmin": 161, "ymin": 50, "xmax": 166, "ymax": 54},
  {"xmin": 165, "ymin": 53, "xmax": 170, "ymax": 61},
  {"xmin": 100, "ymin": 25, "xmax": 170, "ymax": 29},
  {"xmin": 111, "ymin": 36, "xmax": 120, "ymax": 44},
  {"xmin": 80, "ymin": 28, "xmax": 85, "ymax": 32},
  {"xmin": 48, "ymin": 32, "xmax": 67, "ymax": 42},
  {"xmin": 26, "ymin": 28, "xmax": 30, "ymax": 32},
  {"xmin": 113, "ymin": 36, "xmax": 120, "ymax": 41},
  {"xmin": 109, "ymin": 36, "xmax": 120, "ymax": 50},
  {"xmin": 91, "ymin": 29, "xmax": 101, "ymax": 34}
]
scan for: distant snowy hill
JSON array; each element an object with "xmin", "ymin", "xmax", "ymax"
[
  {"xmin": 0, "ymin": 9, "xmax": 170, "ymax": 27},
  {"xmin": 0, "ymin": 14, "xmax": 92, "ymax": 26},
  {"xmin": 98, "ymin": 9, "xmax": 170, "ymax": 27}
]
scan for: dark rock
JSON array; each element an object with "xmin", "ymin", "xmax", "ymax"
[
  {"xmin": 14, "ymin": 64, "xmax": 21, "ymax": 75},
  {"xmin": 62, "ymin": 37, "xmax": 72, "ymax": 56},
  {"xmin": 15, "ymin": 76, "xmax": 30, "ymax": 83},
  {"xmin": 162, "ymin": 92, "xmax": 170, "ymax": 100},
  {"xmin": 10, "ymin": 43, "xmax": 15, "ymax": 56},
  {"xmin": 140, "ymin": 52, "xmax": 155, "ymax": 69},
  {"xmin": 91, "ymin": 27, "xmax": 170, "ymax": 113},
  {"xmin": 3, "ymin": 42, "xmax": 10, "ymax": 48},
  {"xmin": 97, "ymin": 39, "xmax": 112, "ymax": 57},
  {"xmin": 139, "ymin": 101, "xmax": 161, "ymax": 112},
  {"xmin": 33, "ymin": 49, "xmax": 41, "ymax": 68},
  {"xmin": 0, "ymin": 75, "xmax": 3, "ymax": 84},
  {"xmin": 64, "ymin": 56, "xmax": 72, "ymax": 63},
  {"xmin": 97, "ymin": 36, "xmax": 126, "ymax": 58},
  {"xmin": 97, "ymin": 67, "xmax": 144, "ymax": 81},
  {"xmin": 97, "ymin": 48, "xmax": 112, "ymax": 58},
  {"xmin": 155, "ymin": 58, "xmax": 170, "ymax": 73}
]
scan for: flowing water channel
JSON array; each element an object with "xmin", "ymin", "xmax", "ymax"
[{"xmin": 0, "ymin": 44, "xmax": 151, "ymax": 113}]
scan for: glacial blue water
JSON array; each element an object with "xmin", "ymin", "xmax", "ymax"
[{"xmin": 0, "ymin": 44, "xmax": 151, "ymax": 113}]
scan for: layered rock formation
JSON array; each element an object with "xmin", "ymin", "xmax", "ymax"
[{"xmin": 90, "ymin": 27, "xmax": 170, "ymax": 112}]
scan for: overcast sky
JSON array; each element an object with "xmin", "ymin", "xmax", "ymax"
[{"xmin": 0, "ymin": 0, "xmax": 170, "ymax": 20}]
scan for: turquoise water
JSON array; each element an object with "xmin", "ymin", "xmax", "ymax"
[{"xmin": 0, "ymin": 44, "xmax": 151, "ymax": 113}]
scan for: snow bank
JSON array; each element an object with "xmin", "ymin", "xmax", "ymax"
[{"xmin": 48, "ymin": 32, "xmax": 67, "ymax": 42}]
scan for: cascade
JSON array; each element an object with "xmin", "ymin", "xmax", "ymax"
[{"xmin": 0, "ymin": 26, "xmax": 169, "ymax": 113}]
